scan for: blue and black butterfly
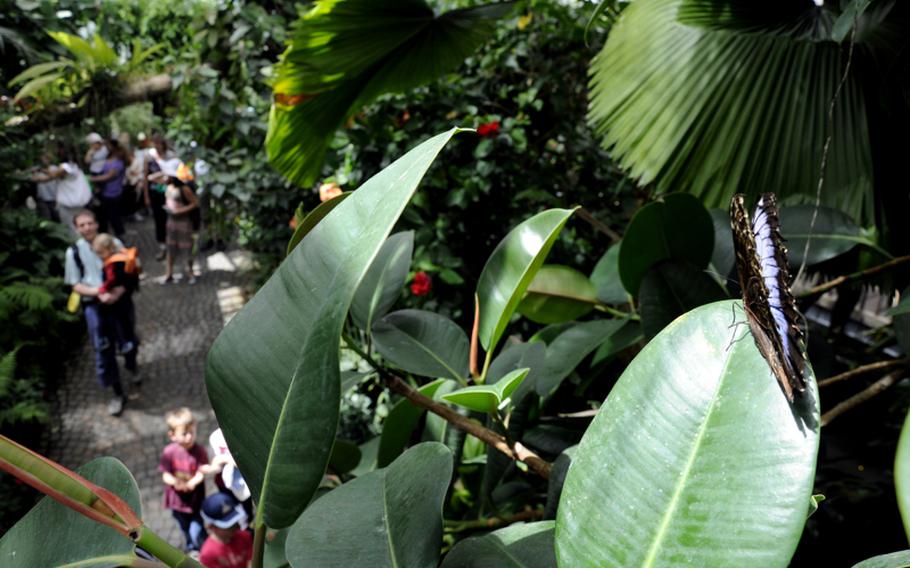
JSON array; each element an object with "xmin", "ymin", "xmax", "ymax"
[{"xmin": 730, "ymin": 193, "xmax": 807, "ymax": 402}]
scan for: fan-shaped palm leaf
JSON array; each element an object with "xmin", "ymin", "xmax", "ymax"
[
  {"xmin": 267, "ymin": 0, "xmax": 514, "ymax": 186},
  {"xmin": 588, "ymin": 0, "xmax": 906, "ymax": 225}
]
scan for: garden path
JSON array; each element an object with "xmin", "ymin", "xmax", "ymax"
[{"xmin": 46, "ymin": 215, "xmax": 249, "ymax": 548}]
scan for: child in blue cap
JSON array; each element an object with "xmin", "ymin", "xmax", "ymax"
[{"xmin": 199, "ymin": 492, "xmax": 252, "ymax": 568}]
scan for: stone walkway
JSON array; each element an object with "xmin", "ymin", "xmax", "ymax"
[{"xmin": 46, "ymin": 215, "xmax": 249, "ymax": 547}]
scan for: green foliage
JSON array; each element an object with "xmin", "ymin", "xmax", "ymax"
[{"xmin": 556, "ymin": 301, "xmax": 820, "ymax": 566}]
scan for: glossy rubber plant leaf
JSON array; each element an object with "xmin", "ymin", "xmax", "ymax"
[
  {"xmin": 442, "ymin": 368, "xmax": 530, "ymax": 414},
  {"xmin": 286, "ymin": 443, "xmax": 453, "ymax": 567},
  {"xmin": 589, "ymin": 0, "xmax": 875, "ymax": 223},
  {"xmin": 894, "ymin": 403, "xmax": 910, "ymax": 544},
  {"xmin": 709, "ymin": 208, "xmax": 736, "ymax": 282},
  {"xmin": 286, "ymin": 191, "xmax": 350, "ymax": 256},
  {"xmin": 518, "ymin": 264, "xmax": 598, "ymax": 324},
  {"xmin": 556, "ymin": 300, "xmax": 819, "ymax": 567},
  {"xmin": 638, "ymin": 259, "xmax": 727, "ymax": 339},
  {"xmin": 852, "ymin": 550, "xmax": 910, "ymax": 568},
  {"xmin": 590, "ymin": 242, "xmax": 629, "ymax": 305},
  {"xmin": 534, "ymin": 319, "xmax": 627, "ymax": 397},
  {"xmin": 351, "ymin": 231, "xmax": 414, "ymax": 331},
  {"xmin": 372, "ymin": 309, "xmax": 470, "ymax": 381},
  {"xmin": 0, "ymin": 457, "xmax": 140, "ymax": 567},
  {"xmin": 618, "ymin": 193, "xmax": 714, "ymax": 296},
  {"xmin": 895, "ymin": 288, "xmax": 910, "ymax": 355},
  {"xmin": 378, "ymin": 379, "xmax": 446, "ymax": 468},
  {"xmin": 440, "ymin": 521, "xmax": 556, "ymax": 568},
  {"xmin": 423, "ymin": 379, "xmax": 459, "ymax": 444},
  {"xmin": 477, "ymin": 208, "xmax": 576, "ymax": 359},
  {"xmin": 206, "ymin": 129, "xmax": 460, "ymax": 529},
  {"xmin": 267, "ymin": 0, "xmax": 514, "ymax": 186},
  {"xmin": 328, "ymin": 439, "xmax": 361, "ymax": 475},
  {"xmin": 591, "ymin": 320, "xmax": 644, "ymax": 366},
  {"xmin": 779, "ymin": 204, "xmax": 885, "ymax": 267}
]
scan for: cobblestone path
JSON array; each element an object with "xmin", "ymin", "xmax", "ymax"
[{"xmin": 46, "ymin": 216, "xmax": 248, "ymax": 547}]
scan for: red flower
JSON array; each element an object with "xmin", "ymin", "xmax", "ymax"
[
  {"xmin": 410, "ymin": 271, "xmax": 432, "ymax": 296},
  {"xmin": 477, "ymin": 120, "xmax": 501, "ymax": 137}
]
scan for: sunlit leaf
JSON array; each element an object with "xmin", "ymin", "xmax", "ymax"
[
  {"xmin": 518, "ymin": 264, "xmax": 598, "ymax": 324},
  {"xmin": 556, "ymin": 300, "xmax": 819, "ymax": 566}
]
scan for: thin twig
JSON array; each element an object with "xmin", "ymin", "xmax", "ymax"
[
  {"xmin": 576, "ymin": 207, "xmax": 622, "ymax": 242},
  {"xmin": 798, "ymin": 255, "xmax": 910, "ymax": 298},
  {"xmin": 444, "ymin": 508, "xmax": 544, "ymax": 533},
  {"xmin": 818, "ymin": 358, "xmax": 910, "ymax": 388},
  {"xmin": 795, "ymin": 25, "xmax": 857, "ymax": 282},
  {"xmin": 387, "ymin": 376, "xmax": 552, "ymax": 479},
  {"xmin": 820, "ymin": 369, "xmax": 905, "ymax": 427}
]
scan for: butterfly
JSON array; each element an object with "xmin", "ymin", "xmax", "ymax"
[{"xmin": 730, "ymin": 193, "xmax": 807, "ymax": 402}]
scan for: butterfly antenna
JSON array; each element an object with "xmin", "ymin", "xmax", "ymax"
[
  {"xmin": 702, "ymin": 268, "xmax": 738, "ymax": 287},
  {"xmin": 725, "ymin": 328, "xmax": 750, "ymax": 352},
  {"xmin": 795, "ymin": 23, "xmax": 858, "ymax": 282}
]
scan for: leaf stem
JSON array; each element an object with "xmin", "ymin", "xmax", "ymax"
[
  {"xmin": 133, "ymin": 525, "xmax": 203, "ymax": 568},
  {"xmin": 576, "ymin": 207, "xmax": 621, "ymax": 242},
  {"xmin": 251, "ymin": 518, "xmax": 266, "ymax": 568},
  {"xmin": 798, "ymin": 254, "xmax": 910, "ymax": 298}
]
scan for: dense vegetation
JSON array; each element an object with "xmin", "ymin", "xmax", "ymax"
[{"xmin": 1, "ymin": 1, "xmax": 910, "ymax": 567}]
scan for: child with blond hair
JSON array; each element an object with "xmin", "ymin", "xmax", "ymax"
[{"xmin": 159, "ymin": 408, "xmax": 225, "ymax": 552}]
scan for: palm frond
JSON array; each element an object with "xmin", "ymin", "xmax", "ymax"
[
  {"xmin": 589, "ymin": 0, "xmax": 875, "ymax": 223},
  {"xmin": 267, "ymin": 0, "xmax": 514, "ymax": 186}
]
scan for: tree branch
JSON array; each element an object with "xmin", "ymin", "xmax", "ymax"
[
  {"xmin": 10, "ymin": 73, "xmax": 173, "ymax": 137},
  {"xmin": 444, "ymin": 508, "xmax": 544, "ymax": 533},
  {"xmin": 818, "ymin": 358, "xmax": 909, "ymax": 388},
  {"xmin": 799, "ymin": 254, "xmax": 910, "ymax": 298},
  {"xmin": 820, "ymin": 369, "xmax": 905, "ymax": 427},
  {"xmin": 386, "ymin": 376, "xmax": 551, "ymax": 479},
  {"xmin": 576, "ymin": 207, "xmax": 621, "ymax": 242}
]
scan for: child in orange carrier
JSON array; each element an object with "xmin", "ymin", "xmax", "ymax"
[{"xmin": 91, "ymin": 234, "xmax": 141, "ymax": 372}]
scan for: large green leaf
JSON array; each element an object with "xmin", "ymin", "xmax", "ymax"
[
  {"xmin": 286, "ymin": 443, "xmax": 453, "ymax": 567},
  {"xmin": 852, "ymin": 550, "xmax": 910, "ymax": 568},
  {"xmin": 267, "ymin": 0, "xmax": 513, "ymax": 186},
  {"xmin": 535, "ymin": 319, "xmax": 627, "ymax": 397},
  {"xmin": 205, "ymin": 129, "xmax": 460, "ymax": 529},
  {"xmin": 351, "ymin": 231, "xmax": 414, "ymax": 332},
  {"xmin": 517, "ymin": 264, "xmax": 598, "ymax": 324},
  {"xmin": 894, "ymin": 287, "xmax": 910, "ymax": 355},
  {"xmin": 589, "ymin": 0, "xmax": 875, "ymax": 223},
  {"xmin": 709, "ymin": 208, "xmax": 736, "ymax": 282},
  {"xmin": 372, "ymin": 309, "xmax": 469, "ymax": 381},
  {"xmin": 638, "ymin": 259, "xmax": 727, "ymax": 339},
  {"xmin": 0, "ymin": 457, "xmax": 140, "ymax": 567},
  {"xmin": 895, "ymin": 403, "xmax": 910, "ymax": 544},
  {"xmin": 590, "ymin": 242, "xmax": 629, "ymax": 305},
  {"xmin": 779, "ymin": 204, "xmax": 884, "ymax": 267},
  {"xmin": 440, "ymin": 521, "xmax": 556, "ymax": 567},
  {"xmin": 556, "ymin": 300, "xmax": 819, "ymax": 566},
  {"xmin": 618, "ymin": 193, "xmax": 714, "ymax": 296},
  {"xmin": 377, "ymin": 378, "xmax": 446, "ymax": 468},
  {"xmin": 477, "ymin": 208, "xmax": 576, "ymax": 357},
  {"xmin": 591, "ymin": 320, "xmax": 644, "ymax": 366}
]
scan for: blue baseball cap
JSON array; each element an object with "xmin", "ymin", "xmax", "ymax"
[{"xmin": 201, "ymin": 492, "xmax": 247, "ymax": 529}]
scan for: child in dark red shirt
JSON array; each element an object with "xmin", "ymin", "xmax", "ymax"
[
  {"xmin": 199, "ymin": 492, "xmax": 253, "ymax": 568},
  {"xmin": 159, "ymin": 408, "xmax": 225, "ymax": 552}
]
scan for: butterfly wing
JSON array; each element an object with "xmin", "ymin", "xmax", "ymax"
[{"xmin": 730, "ymin": 194, "xmax": 806, "ymax": 402}]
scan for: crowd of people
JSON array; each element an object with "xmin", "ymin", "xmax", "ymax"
[
  {"xmin": 43, "ymin": 132, "xmax": 205, "ymax": 417},
  {"xmin": 29, "ymin": 133, "xmax": 257, "ymax": 564}
]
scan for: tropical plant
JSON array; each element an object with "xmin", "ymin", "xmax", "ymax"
[
  {"xmin": 8, "ymin": 129, "xmax": 908, "ymax": 567},
  {"xmin": 586, "ymin": 0, "xmax": 910, "ymax": 252}
]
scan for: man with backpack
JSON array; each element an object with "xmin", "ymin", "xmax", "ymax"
[{"xmin": 64, "ymin": 210, "xmax": 140, "ymax": 416}]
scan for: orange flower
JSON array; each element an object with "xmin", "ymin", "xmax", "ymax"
[{"xmin": 319, "ymin": 181, "xmax": 343, "ymax": 202}]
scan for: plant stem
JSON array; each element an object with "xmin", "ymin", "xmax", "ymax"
[
  {"xmin": 444, "ymin": 508, "xmax": 544, "ymax": 533},
  {"xmin": 818, "ymin": 358, "xmax": 909, "ymax": 388},
  {"xmin": 340, "ymin": 333, "xmax": 552, "ymax": 478},
  {"xmin": 820, "ymin": 369, "xmax": 905, "ymax": 427},
  {"xmin": 251, "ymin": 519, "xmax": 266, "ymax": 568},
  {"xmin": 386, "ymin": 375, "xmax": 551, "ymax": 479},
  {"xmin": 133, "ymin": 525, "xmax": 202, "ymax": 568},
  {"xmin": 798, "ymin": 254, "xmax": 910, "ymax": 298},
  {"xmin": 576, "ymin": 207, "xmax": 621, "ymax": 242}
]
